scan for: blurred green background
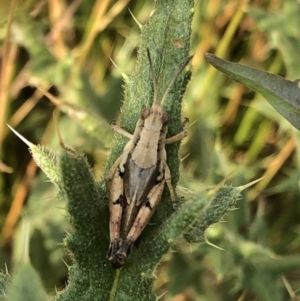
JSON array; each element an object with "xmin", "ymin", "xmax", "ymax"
[{"xmin": 0, "ymin": 0, "xmax": 300, "ymax": 300}]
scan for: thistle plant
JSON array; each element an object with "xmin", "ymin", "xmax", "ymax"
[{"xmin": 2, "ymin": 0, "xmax": 300, "ymax": 300}]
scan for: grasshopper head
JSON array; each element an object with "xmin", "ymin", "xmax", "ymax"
[{"xmin": 141, "ymin": 103, "xmax": 169, "ymax": 131}]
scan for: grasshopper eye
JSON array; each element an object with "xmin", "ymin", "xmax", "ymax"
[
  {"xmin": 162, "ymin": 112, "xmax": 169, "ymax": 124},
  {"xmin": 141, "ymin": 108, "xmax": 151, "ymax": 119}
]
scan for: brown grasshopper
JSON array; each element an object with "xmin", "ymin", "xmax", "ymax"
[{"xmin": 105, "ymin": 49, "xmax": 192, "ymax": 267}]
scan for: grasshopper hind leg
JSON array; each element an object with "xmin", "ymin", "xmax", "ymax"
[{"xmin": 106, "ymin": 166, "xmax": 126, "ymax": 266}]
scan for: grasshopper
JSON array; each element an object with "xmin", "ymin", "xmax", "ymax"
[{"xmin": 106, "ymin": 49, "xmax": 192, "ymax": 267}]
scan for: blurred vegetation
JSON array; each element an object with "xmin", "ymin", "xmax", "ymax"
[{"xmin": 0, "ymin": 0, "xmax": 300, "ymax": 300}]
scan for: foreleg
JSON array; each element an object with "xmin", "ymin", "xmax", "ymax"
[
  {"xmin": 110, "ymin": 120, "xmax": 133, "ymax": 140},
  {"xmin": 165, "ymin": 117, "xmax": 189, "ymax": 144}
]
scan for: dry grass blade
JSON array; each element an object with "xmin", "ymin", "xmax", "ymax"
[{"xmin": 0, "ymin": 0, "xmax": 17, "ymax": 144}]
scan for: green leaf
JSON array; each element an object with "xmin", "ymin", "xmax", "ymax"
[
  {"xmin": 7, "ymin": 126, "xmax": 62, "ymax": 187},
  {"xmin": 205, "ymin": 53, "xmax": 300, "ymax": 130},
  {"xmin": 8, "ymin": 263, "xmax": 49, "ymax": 301},
  {"xmin": 248, "ymin": 0, "xmax": 300, "ymax": 78},
  {"xmin": 168, "ymin": 251, "xmax": 201, "ymax": 296},
  {"xmin": 183, "ymin": 186, "xmax": 242, "ymax": 243},
  {"xmin": 12, "ymin": 175, "xmax": 68, "ymax": 289},
  {"xmin": 56, "ymin": 151, "xmax": 111, "ymax": 301},
  {"xmin": 0, "ymin": 271, "xmax": 10, "ymax": 299},
  {"xmin": 30, "ymin": 145, "xmax": 62, "ymax": 187},
  {"xmin": 243, "ymin": 267, "xmax": 283, "ymax": 301}
]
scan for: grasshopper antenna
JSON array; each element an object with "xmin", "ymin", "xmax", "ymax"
[
  {"xmin": 160, "ymin": 55, "xmax": 193, "ymax": 107},
  {"xmin": 146, "ymin": 48, "xmax": 158, "ymax": 105}
]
